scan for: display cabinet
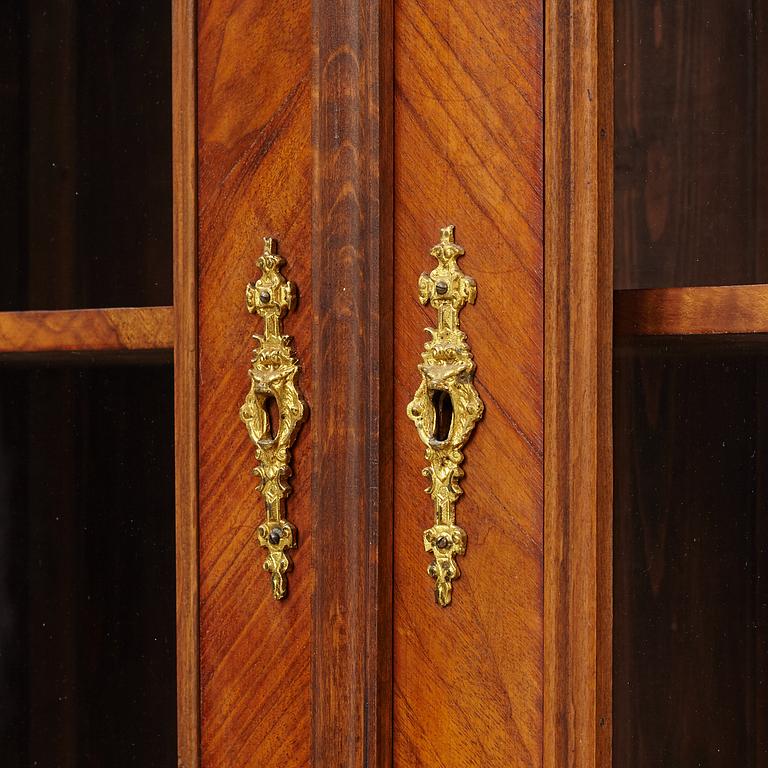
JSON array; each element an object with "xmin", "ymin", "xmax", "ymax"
[
  {"xmin": 3, "ymin": 1, "xmax": 764, "ymax": 767},
  {"xmin": 613, "ymin": 2, "xmax": 768, "ymax": 765},
  {"xmin": 0, "ymin": 2, "xmax": 180, "ymax": 765}
]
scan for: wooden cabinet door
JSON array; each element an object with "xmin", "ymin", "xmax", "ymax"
[
  {"xmin": 197, "ymin": 1, "xmax": 314, "ymax": 765},
  {"xmin": 392, "ymin": 1, "xmax": 543, "ymax": 765},
  {"xmin": 195, "ymin": 1, "xmax": 607, "ymax": 766}
]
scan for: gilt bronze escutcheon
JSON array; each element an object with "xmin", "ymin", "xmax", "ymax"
[
  {"xmin": 407, "ymin": 225, "xmax": 484, "ymax": 606},
  {"xmin": 240, "ymin": 237, "xmax": 306, "ymax": 600}
]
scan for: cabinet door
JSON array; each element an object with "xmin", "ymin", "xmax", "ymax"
[
  {"xmin": 196, "ymin": 1, "xmax": 549, "ymax": 766},
  {"xmin": 197, "ymin": 1, "xmax": 314, "ymax": 765},
  {"xmin": 392, "ymin": 1, "xmax": 543, "ymax": 765}
]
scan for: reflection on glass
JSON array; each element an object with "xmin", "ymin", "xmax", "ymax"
[
  {"xmin": 0, "ymin": 1, "xmax": 172, "ymax": 311},
  {"xmin": 615, "ymin": 1, "xmax": 768, "ymax": 288},
  {"xmin": 0, "ymin": 364, "xmax": 176, "ymax": 766},
  {"xmin": 614, "ymin": 342, "xmax": 768, "ymax": 766}
]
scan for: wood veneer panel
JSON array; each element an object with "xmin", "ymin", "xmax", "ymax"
[
  {"xmin": 544, "ymin": 2, "xmax": 613, "ymax": 768},
  {"xmin": 311, "ymin": 1, "xmax": 393, "ymax": 765},
  {"xmin": 0, "ymin": 306, "xmax": 173, "ymax": 354},
  {"xmin": 393, "ymin": 1, "xmax": 543, "ymax": 765},
  {"xmin": 615, "ymin": 285, "xmax": 768, "ymax": 337},
  {"xmin": 197, "ymin": 1, "xmax": 313, "ymax": 766},
  {"xmin": 172, "ymin": 0, "xmax": 199, "ymax": 765}
]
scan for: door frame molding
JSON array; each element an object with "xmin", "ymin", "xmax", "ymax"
[
  {"xmin": 543, "ymin": 1, "xmax": 613, "ymax": 767},
  {"xmin": 311, "ymin": 1, "xmax": 395, "ymax": 766},
  {"xmin": 172, "ymin": 0, "xmax": 199, "ymax": 766}
]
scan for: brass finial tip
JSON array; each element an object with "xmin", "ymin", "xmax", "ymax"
[
  {"xmin": 440, "ymin": 225, "xmax": 456, "ymax": 244},
  {"xmin": 263, "ymin": 236, "xmax": 278, "ymax": 255},
  {"xmin": 431, "ymin": 225, "xmax": 464, "ymax": 264}
]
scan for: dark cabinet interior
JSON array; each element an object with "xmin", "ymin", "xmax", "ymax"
[
  {"xmin": 0, "ymin": 1, "xmax": 172, "ymax": 311},
  {"xmin": 0, "ymin": 1, "xmax": 177, "ymax": 765},
  {"xmin": 614, "ymin": 1, "xmax": 768, "ymax": 765},
  {"xmin": 614, "ymin": 342, "xmax": 768, "ymax": 766},
  {"xmin": 0, "ymin": 363, "xmax": 176, "ymax": 766},
  {"xmin": 615, "ymin": 0, "xmax": 768, "ymax": 289}
]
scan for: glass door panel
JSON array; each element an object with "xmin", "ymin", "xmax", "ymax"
[
  {"xmin": 613, "ymin": 342, "xmax": 768, "ymax": 766},
  {"xmin": 0, "ymin": 1, "xmax": 172, "ymax": 311},
  {"xmin": 615, "ymin": 0, "xmax": 768, "ymax": 289},
  {"xmin": 0, "ymin": 362, "xmax": 176, "ymax": 766}
]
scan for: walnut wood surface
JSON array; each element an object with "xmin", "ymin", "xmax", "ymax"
[
  {"xmin": 544, "ymin": 3, "xmax": 613, "ymax": 768},
  {"xmin": 172, "ymin": 1, "xmax": 199, "ymax": 766},
  {"xmin": 311, "ymin": 1, "xmax": 393, "ymax": 766},
  {"xmin": 197, "ymin": 1, "xmax": 313, "ymax": 766},
  {"xmin": 615, "ymin": 284, "xmax": 768, "ymax": 336},
  {"xmin": 393, "ymin": 1, "xmax": 543, "ymax": 765},
  {"xmin": 196, "ymin": 2, "xmax": 614, "ymax": 766},
  {"xmin": 0, "ymin": 306, "xmax": 173, "ymax": 354}
]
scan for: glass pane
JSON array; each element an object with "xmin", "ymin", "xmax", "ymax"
[
  {"xmin": 0, "ymin": 1, "xmax": 172, "ymax": 311},
  {"xmin": 615, "ymin": 2, "xmax": 768, "ymax": 288},
  {"xmin": 0, "ymin": 363, "xmax": 176, "ymax": 766},
  {"xmin": 613, "ymin": 341, "xmax": 768, "ymax": 766}
]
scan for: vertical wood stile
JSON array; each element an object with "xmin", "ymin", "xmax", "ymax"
[
  {"xmin": 311, "ymin": 0, "xmax": 394, "ymax": 764},
  {"xmin": 544, "ymin": 1, "xmax": 613, "ymax": 767},
  {"xmin": 173, "ymin": 0, "xmax": 199, "ymax": 765}
]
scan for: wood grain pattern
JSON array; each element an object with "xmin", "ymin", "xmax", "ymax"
[
  {"xmin": 311, "ymin": 1, "xmax": 393, "ymax": 765},
  {"xmin": 197, "ymin": 1, "xmax": 313, "ymax": 766},
  {"xmin": 615, "ymin": 285, "xmax": 768, "ymax": 336},
  {"xmin": 393, "ymin": 1, "xmax": 543, "ymax": 765},
  {"xmin": 172, "ymin": 0, "xmax": 199, "ymax": 765},
  {"xmin": 544, "ymin": 2, "xmax": 613, "ymax": 768},
  {"xmin": 0, "ymin": 306, "xmax": 173, "ymax": 354}
]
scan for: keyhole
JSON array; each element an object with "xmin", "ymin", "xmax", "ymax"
[
  {"xmin": 264, "ymin": 395, "xmax": 280, "ymax": 440},
  {"xmin": 431, "ymin": 390, "xmax": 453, "ymax": 443}
]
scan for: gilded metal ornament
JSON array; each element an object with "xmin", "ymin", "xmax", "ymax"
[
  {"xmin": 407, "ymin": 225, "xmax": 484, "ymax": 606},
  {"xmin": 239, "ymin": 236, "xmax": 306, "ymax": 600}
]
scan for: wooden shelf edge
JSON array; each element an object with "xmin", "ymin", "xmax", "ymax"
[
  {"xmin": 615, "ymin": 284, "xmax": 768, "ymax": 337},
  {"xmin": 0, "ymin": 306, "xmax": 175, "ymax": 354}
]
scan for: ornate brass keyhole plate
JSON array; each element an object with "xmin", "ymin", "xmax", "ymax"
[
  {"xmin": 239, "ymin": 236, "xmax": 306, "ymax": 600},
  {"xmin": 407, "ymin": 225, "xmax": 484, "ymax": 606}
]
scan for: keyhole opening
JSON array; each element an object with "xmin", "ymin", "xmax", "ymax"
[
  {"xmin": 264, "ymin": 395, "xmax": 280, "ymax": 441},
  {"xmin": 431, "ymin": 389, "xmax": 453, "ymax": 443}
]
